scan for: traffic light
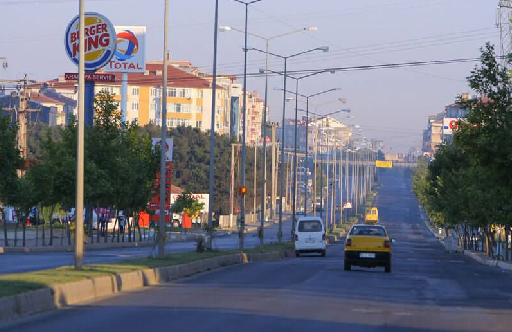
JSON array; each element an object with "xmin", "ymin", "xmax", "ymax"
[{"xmin": 238, "ymin": 186, "xmax": 247, "ymax": 195}]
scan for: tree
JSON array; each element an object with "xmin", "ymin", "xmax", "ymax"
[
  {"xmin": 415, "ymin": 43, "xmax": 512, "ymax": 257},
  {"xmin": 171, "ymin": 192, "xmax": 205, "ymax": 219},
  {"xmin": 0, "ymin": 115, "xmax": 24, "ymax": 246}
]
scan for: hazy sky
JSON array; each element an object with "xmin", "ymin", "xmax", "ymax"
[{"xmin": 0, "ymin": 0, "xmax": 498, "ymax": 153}]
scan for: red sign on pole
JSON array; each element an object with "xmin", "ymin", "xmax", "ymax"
[{"xmin": 65, "ymin": 72, "xmax": 116, "ymax": 82}]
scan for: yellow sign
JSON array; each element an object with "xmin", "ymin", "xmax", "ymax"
[{"xmin": 375, "ymin": 160, "xmax": 393, "ymax": 168}]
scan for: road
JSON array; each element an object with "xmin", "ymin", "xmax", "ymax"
[
  {"xmin": 0, "ymin": 220, "xmax": 293, "ymax": 274},
  {"xmin": 4, "ymin": 168, "xmax": 512, "ymax": 331}
]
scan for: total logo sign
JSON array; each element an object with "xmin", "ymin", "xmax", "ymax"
[
  {"xmin": 105, "ymin": 26, "xmax": 146, "ymax": 73},
  {"xmin": 64, "ymin": 12, "xmax": 117, "ymax": 71}
]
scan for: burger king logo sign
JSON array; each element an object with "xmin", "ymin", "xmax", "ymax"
[{"xmin": 64, "ymin": 12, "xmax": 117, "ymax": 71}]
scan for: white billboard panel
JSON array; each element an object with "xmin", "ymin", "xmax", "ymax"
[
  {"xmin": 152, "ymin": 138, "xmax": 173, "ymax": 162},
  {"xmin": 443, "ymin": 118, "xmax": 459, "ymax": 135},
  {"xmin": 170, "ymin": 194, "xmax": 209, "ymax": 214},
  {"xmin": 105, "ymin": 26, "xmax": 146, "ymax": 73}
]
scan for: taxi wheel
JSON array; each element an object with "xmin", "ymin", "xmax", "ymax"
[
  {"xmin": 295, "ymin": 250, "xmax": 300, "ymax": 257},
  {"xmin": 385, "ymin": 261, "xmax": 391, "ymax": 273},
  {"xmin": 344, "ymin": 261, "xmax": 351, "ymax": 271}
]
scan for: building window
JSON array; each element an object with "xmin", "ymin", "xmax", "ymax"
[
  {"xmin": 174, "ymin": 103, "xmax": 182, "ymax": 113},
  {"xmin": 168, "ymin": 88, "xmax": 176, "ymax": 97},
  {"xmin": 197, "ymin": 106, "xmax": 203, "ymax": 113},
  {"xmin": 151, "ymin": 88, "xmax": 160, "ymax": 97},
  {"xmin": 132, "ymin": 102, "xmax": 139, "ymax": 111},
  {"xmin": 199, "ymin": 90, "xmax": 203, "ymax": 98},
  {"xmin": 132, "ymin": 87, "xmax": 139, "ymax": 96},
  {"xmin": 178, "ymin": 89, "xmax": 186, "ymax": 98},
  {"xmin": 196, "ymin": 121, "xmax": 202, "ymax": 128}
]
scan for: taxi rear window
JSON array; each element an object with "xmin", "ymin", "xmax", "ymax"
[
  {"xmin": 350, "ymin": 226, "xmax": 386, "ymax": 237},
  {"xmin": 298, "ymin": 220, "xmax": 322, "ymax": 232}
]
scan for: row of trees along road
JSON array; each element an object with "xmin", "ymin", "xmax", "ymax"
[
  {"xmin": 0, "ymin": 91, "xmax": 159, "ymax": 246},
  {"xmin": 413, "ymin": 43, "xmax": 512, "ymax": 259},
  {"xmin": 1, "ymin": 90, "xmax": 273, "ymax": 247}
]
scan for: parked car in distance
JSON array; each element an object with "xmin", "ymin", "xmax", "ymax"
[{"xmin": 294, "ymin": 217, "xmax": 326, "ymax": 257}]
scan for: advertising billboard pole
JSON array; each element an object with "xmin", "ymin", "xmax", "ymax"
[
  {"xmin": 121, "ymin": 73, "xmax": 128, "ymax": 121},
  {"xmin": 65, "ymin": 11, "xmax": 117, "ymax": 269},
  {"xmin": 85, "ymin": 71, "xmax": 95, "ymax": 127}
]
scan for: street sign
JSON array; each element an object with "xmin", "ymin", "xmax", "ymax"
[
  {"xmin": 65, "ymin": 72, "xmax": 116, "ymax": 82},
  {"xmin": 375, "ymin": 160, "xmax": 393, "ymax": 168}
]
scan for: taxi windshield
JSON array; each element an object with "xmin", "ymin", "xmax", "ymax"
[{"xmin": 350, "ymin": 226, "xmax": 387, "ymax": 237}]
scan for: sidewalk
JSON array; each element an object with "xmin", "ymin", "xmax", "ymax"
[
  {"xmin": 418, "ymin": 204, "xmax": 512, "ymax": 272},
  {"xmin": 0, "ymin": 221, "xmax": 281, "ymax": 254}
]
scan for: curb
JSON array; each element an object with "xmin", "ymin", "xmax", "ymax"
[
  {"xmin": 0, "ymin": 249, "xmax": 294, "ymax": 325},
  {"xmin": 462, "ymin": 250, "xmax": 512, "ymax": 272}
]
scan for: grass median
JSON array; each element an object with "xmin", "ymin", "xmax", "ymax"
[{"xmin": 0, "ymin": 241, "xmax": 294, "ymax": 299}]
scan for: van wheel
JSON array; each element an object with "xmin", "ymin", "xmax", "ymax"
[
  {"xmin": 295, "ymin": 250, "xmax": 300, "ymax": 257},
  {"xmin": 321, "ymin": 250, "xmax": 326, "ymax": 257},
  {"xmin": 385, "ymin": 261, "xmax": 391, "ymax": 273},
  {"xmin": 344, "ymin": 261, "xmax": 351, "ymax": 271}
]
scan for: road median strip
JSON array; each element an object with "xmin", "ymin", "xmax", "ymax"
[{"xmin": 0, "ymin": 242, "xmax": 294, "ymax": 325}]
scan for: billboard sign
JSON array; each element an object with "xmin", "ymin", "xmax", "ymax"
[
  {"xmin": 443, "ymin": 118, "xmax": 460, "ymax": 135},
  {"xmin": 375, "ymin": 160, "xmax": 393, "ymax": 168},
  {"xmin": 105, "ymin": 26, "xmax": 146, "ymax": 73},
  {"xmin": 230, "ymin": 96, "xmax": 240, "ymax": 140},
  {"xmin": 65, "ymin": 72, "xmax": 116, "ymax": 82},
  {"xmin": 64, "ymin": 12, "xmax": 117, "ymax": 71},
  {"xmin": 170, "ymin": 194, "xmax": 209, "ymax": 214},
  {"xmin": 152, "ymin": 138, "xmax": 173, "ymax": 162}
]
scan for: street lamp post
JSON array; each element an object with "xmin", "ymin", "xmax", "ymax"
[
  {"xmin": 220, "ymin": 25, "xmax": 316, "ymax": 244},
  {"xmin": 277, "ymin": 88, "xmax": 343, "ymax": 216},
  {"xmin": 207, "ymin": 0, "xmax": 219, "ymax": 250},
  {"xmin": 232, "ymin": 0, "xmax": 265, "ymax": 250},
  {"xmin": 249, "ymin": 46, "xmax": 330, "ymax": 240}
]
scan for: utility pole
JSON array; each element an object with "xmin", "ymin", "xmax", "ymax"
[
  {"xmin": 1, "ymin": 75, "xmax": 37, "ymax": 173},
  {"xmin": 158, "ymin": 0, "xmax": 170, "ymax": 257},
  {"xmin": 254, "ymin": 143, "xmax": 257, "ymax": 215},
  {"xmin": 75, "ymin": 0, "xmax": 85, "ymax": 269},
  {"xmin": 230, "ymin": 143, "xmax": 235, "ymax": 229},
  {"xmin": 270, "ymin": 123, "xmax": 277, "ymax": 219}
]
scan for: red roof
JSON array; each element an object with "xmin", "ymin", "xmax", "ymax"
[
  {"xmin": 31, "ymin": 63, "xmax": 214, "ymax": 91},
  {"xmin": 170, "ymin": 185, "xmax": 184, "ymax": 194},
  {"xmin": 30, "ymin": 93, "xmax": 64, "ymax": 105}
]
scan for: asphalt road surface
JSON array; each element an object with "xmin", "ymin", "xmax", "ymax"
[
  {"xmin": 0, "ymin": 220, "xmax": 293, "ymax": 274},
  {"xmin": 4, "ymin": 168, "xmax": 512, "ymax": 332}
]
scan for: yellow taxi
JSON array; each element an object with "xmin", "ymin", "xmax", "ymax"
[
  {"xmin": 344, "ymin": 223, "xmax": 394, "ymax": 273},
  {"xmin": 364, "ymin": 207, "xmax": 379, "ymax": 224}
]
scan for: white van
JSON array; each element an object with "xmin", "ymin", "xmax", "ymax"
[{"xmin": 294, "ymin": 217, "xmax": 326, "ymax": 257}]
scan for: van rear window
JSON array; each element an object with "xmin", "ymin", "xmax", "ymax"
[
  {"xmin": 350, "ymin": 226, "xmax": 387, "ymax": 237},
  {"xmin": 298, "ymin": 220, "xmax": 322, "ymax": 232}
]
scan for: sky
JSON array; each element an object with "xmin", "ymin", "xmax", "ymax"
[{"xmin": 0, "ymin": 0, "xmax": 499, "ymax": 153}]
